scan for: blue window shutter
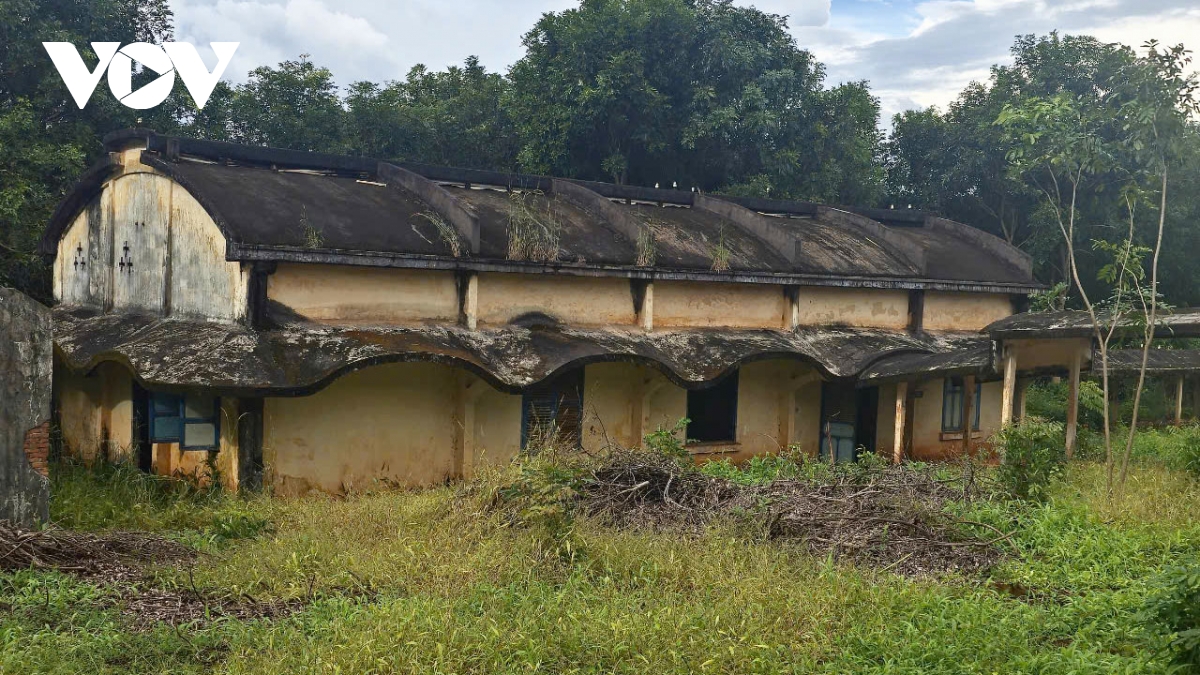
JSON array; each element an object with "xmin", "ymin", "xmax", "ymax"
[{"xmin": 149, "ymin": 393, "xmax": 183, "ymax": 442}]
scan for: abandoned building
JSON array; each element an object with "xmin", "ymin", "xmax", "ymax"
[{"xmin": 42, "ymin": 129, "xmax": 1156, "ymax": 495}]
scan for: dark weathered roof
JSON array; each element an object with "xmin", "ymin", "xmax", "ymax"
[
  {"xmin": 858, "ymin": 341, "xmax": 996, "ymax": 385},
  {"xmin": 1105, "ymin": 349, "xmax": 1200, "ymax": 374},
  {"xmin": 39, "ymin": 130, "xmax": 1039, "ymax": 292},
  {"xmin": 987, "ymin": 310, "xmax": 1200, "ymax": 340},
  {"xmin": 53, "ymin": 307, "xmax": 970, "ymax": 395}
]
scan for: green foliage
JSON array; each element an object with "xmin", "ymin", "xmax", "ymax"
[
  {"xmin": 995, "ymin": 417, "xmax": 1068, "ymax": 500},
  {"xmin": 508, "ymin": 0, "xmax": 883, "ymax": 203},
  {"xmin": 1024, "ymin": 380, "xmax": 1106, "ymax": 429},
  {"xmin": 7, "ymin": 456, "xmax": 1200, "ymax": 672},
  {"xmin": 1130, "ymin": 425, "xmax": 1200, "ymax": 477},
  {"xmin": 1143, "ymin": 558, "xmax": 1200, "ymax": 671},
  {"xmin": 49, "ymin": 459, "xmax": 270, "ymax": 541},
  {"xmin": 642, "ymin": 417, "xmax": 690, "ymax": 459}
]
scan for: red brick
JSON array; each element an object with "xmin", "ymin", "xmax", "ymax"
[{"xmin": 23, "ymin": 421, "xmax": 50, "ymax": 478}]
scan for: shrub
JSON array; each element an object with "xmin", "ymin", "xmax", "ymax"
[
  {"xmin": 994, "ymin": 417, "xmax": 1067, "ymax": 501},
  {"xmin": 1131, "ymin": 425, "xmax": 1200, "ymax": 477},
  {"xmin": 642, "ymin": 418, "xmax": 690, "ymax": 460},
  {"xmin": 1024, "ymin": 380, "xmax": 1105, "ymax": 428},
  {"xmin": 1143, "ymin": 557, "xmax": 1200, "ymax": 671}
]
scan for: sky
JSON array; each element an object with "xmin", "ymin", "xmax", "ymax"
[{"xmin": 169, "ymin": 0, "xmax": 1200, "ymax": 126}]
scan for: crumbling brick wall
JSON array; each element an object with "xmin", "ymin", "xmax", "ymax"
[{"xmin": 0, "ymin": 288, "xmax": 52, "ymax": 526}]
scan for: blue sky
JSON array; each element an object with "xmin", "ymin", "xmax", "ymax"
[{"xmin": 170, "ymin": 0, "xmax": 1200, "ymax": 127}]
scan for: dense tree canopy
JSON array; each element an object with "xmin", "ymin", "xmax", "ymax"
[
  {"xmin": 3, "ymin": 1, "xmax": 1198, "ymax": 310},
  {"xmin": 883, "ymin": 33, "xmax": 1200, "ymax": 306},
  {"xmin": 509, "ymin": 0, "xmax": 882, "ymax": 202}
]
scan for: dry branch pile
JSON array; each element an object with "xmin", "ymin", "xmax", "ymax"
[
  {"xmin": 0, "ymin": 522, "xmax": 194, "ymax": 582},
  {"xmin": 0, "ymin": 522, "xmax": 302, "ymax": 629},
  {"xmin": 578, "ymin": 452, "xmax": 1005, "ymax": 577}
]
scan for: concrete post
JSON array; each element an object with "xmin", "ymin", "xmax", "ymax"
[
  {"xmin": 1001, "ymin": 345, "xmax": 1018, "ymax": 427},
  {"xmin": 1175, "ymin": 375, "xmax": 1185, "ymax": 427},
  {"xmin": 893, "ymin": 381, "xmax": 908, "ymax": 465}
]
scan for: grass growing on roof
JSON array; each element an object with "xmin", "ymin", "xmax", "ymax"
[{"xmin": 6, "ymin": 435, "xmax": 1200, "ymax": 673}]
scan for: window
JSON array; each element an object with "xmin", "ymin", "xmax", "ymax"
[
  {"xmin": 521, "ymin": 371, "xmax": 584, "ymax": 450},
  {"xmin": 687, "ymin": 371, "xmax": 739, "ymax": 443},
  {"xmin": 149, "ymin": 392, "xmax": 220, "ymax": 450},
  {"xmin": 941, "ymin": 378, "xmax": 982, "ymax": 433}
]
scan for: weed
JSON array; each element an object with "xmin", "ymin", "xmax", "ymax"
[
  {"xmin": 1142, "ymin": 556, "xmax": 1200, "ymax": 670},
  {"xmin": 299, "ymin": 205, "xmax": 323, "ymax": 249},
  {"xmin": 635, "ymin": 225, "xmax": 657, "ymax": 266},
  {"xmin": 506, "ymin": 190, "xmax": 562, "ymax": 261},
  {"xmin": 415, "ymin": 210, "xmax": 464, "ymax": 257},
  {"xmin": 710, "ymin": 228, "xmax": 731, "ymax": 272},
  {"xmin": 994, "ymin": 417, "xmax": 1067, "ymax": 501}
]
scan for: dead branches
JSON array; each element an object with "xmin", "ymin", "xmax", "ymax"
[{"xmin": 575, "ymin": 452, "xmax": 1004, "ymax": 577}]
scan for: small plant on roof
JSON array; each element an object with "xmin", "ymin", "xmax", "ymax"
[
  {"xmin": 635, "ymin": 224, "xmax": 657, "ymax": 267},
  {"xmin": 415, "ymin": 210, "xmax": 464, "ymax": 258},
  {"xmin": 710, "ymin": 227, "xmax": 731, "ymax": 272},
  {"xmin": 299, "ymin": 205, "xmax": 323, "ymax": 249},
  {"xmin": 506, "ymin": 190, "xmax": 562, "ymax": 262}
]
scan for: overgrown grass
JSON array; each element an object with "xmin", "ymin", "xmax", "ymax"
[
  {"xmin": 5, "ymin": 450, "xmax": 1199, "ymax": 673},
  {"xmin": 50, "ymin": 460, "xmax": 274, "ymax": 547}
]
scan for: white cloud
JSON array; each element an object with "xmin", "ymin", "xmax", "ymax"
[{"xmin": 167, "ymin": 0, "xmax": 1199, "ymax": 126}]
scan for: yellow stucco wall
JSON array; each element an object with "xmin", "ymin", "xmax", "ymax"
[
  {"xmin": 923, "ymin": 292, "xmax": 1013, "ymax": 332},
  {"xmin": 1009, "ymin": 338, "xmax": 1092, "ymax": 371},
  {"xmin": 53, "ymin": 168, "xmax": 246, "ymax": 322},
  {"xmin": 476, "ymin": 273, "xmax": 637, "ymax": 327},
  {"xmin": 654, "ymin": 281, "xmax": 787, "ymax": 329},
  {"xmin": 55, "ymin": 362, "xmax": 134, "ymax": 464},
  {"xmin": 795, "ymin": 287, "xmax": 909, "ymax": 329},
  {"xmin": 263, "ymin": 362, "xmax": 463, "ymax": 495},
  {"xmin": 467, "ymin": 384, "xmax": 522, "ymax": 471},
  {"xmin": 582, "ymin": 362, "xmax": 643, "ymax": 451},
  {"xmin": 267, "ymin": 264, "xmax": 460, "ymax": 325},
  {"xmin": 909, "ymin": 378, "xmax": 1003, "ymax": 461}
]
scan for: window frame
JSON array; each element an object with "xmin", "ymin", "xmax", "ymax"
[
  {"xmin": 941, "ymin": 377, "xmax": 982, "ymax": 433},
  {"xmin": 520, "ymin": 370, "xmax": 584, "ymax": 451},
  {"xmin": 148, "ymin": 392, "xmax": 221, "ymax": 450},
  {"xmin": 686, "ymin": 370, "xmax": 740, "ymax": 444}
]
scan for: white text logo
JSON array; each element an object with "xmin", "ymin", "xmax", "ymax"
[{"xmin": 42, "ymin": 42, "xmax": 239, "ymax": 110}]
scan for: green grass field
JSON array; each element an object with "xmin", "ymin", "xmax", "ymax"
[{"xmin": 5, "ymin": 434, "xmax": 1199, "ymax": 674}]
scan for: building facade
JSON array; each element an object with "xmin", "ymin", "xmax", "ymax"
[{"xmin": 43, "ymin": 130, "xmax": 1087, "ymax": 495}]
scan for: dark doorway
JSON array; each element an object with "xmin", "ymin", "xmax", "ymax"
[
  {"xmin": 820, "ymin": 382, "xmax": 861, "ymax": 463},
  {"xmin": 687, "ymin": 371, "xmax": 739, "ymax": 443},
  {"xmin": 131, "ymin": 382, "xmax": 151, "ymax": 472},
  {"xmin": 856, "ymin": 387, "xmax": 879, "ymax": 455}
]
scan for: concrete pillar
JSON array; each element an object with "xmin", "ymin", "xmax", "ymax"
[
  {"xmin": 1175, "ymin": 375, "xmax": 1185, "ymax": 427},
  {"xmin": 1066, "ymin": 349, "xmax": 1082, "ymax": 459},
  {"xmin": 639, "ymin": 282, "xmax": 654, "ymax": 332},
  {"xmin": 893, "ymin": 381, "xmax": 908, "ymax": 465},
  {"xmin": 1001, "ymin": 345, "xmax": 1018, "ymax": 427},
  {"xmin": 463, "ymin": 273, "xmax": 478, "ymax": 330},
  {"xmin": 961, "ymin": 375, "xmax": 976, "ymax": 457}
]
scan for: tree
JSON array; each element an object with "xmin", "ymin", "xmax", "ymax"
[
  {"xmin": 226, "ymin": 56, "xmax": 346, "ymax": 152},
  {"xmin": 885, "ymin": 33, "xmax": 1140, "ymax": 289},
  {"xmin": 997, "ymin": 41, "xmax": 1200, "ymax": 494},
  {"xmin": 345, "ymin": 57, "xmax": 519, "ymax": 170},
  {"xmin": 0, "ymin": 0, "xmax": 175, "ymax": 301},
  {"xmin": 508, "ymin": 0, "xmax": 882, "ymax": 202}
]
